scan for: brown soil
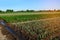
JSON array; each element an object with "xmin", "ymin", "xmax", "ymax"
[{"xmin": 0, "ymin": 26, "xmax": 7, "ymax": 40}]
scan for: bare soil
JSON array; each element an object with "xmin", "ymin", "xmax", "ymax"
[{"xmin": 0, "ymin": 27, "xmax": 7, "ymax": 40}]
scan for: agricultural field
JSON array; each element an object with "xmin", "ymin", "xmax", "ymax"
[
  {"xmin": 0, "ymin": 12, "xmax": 60, "ymax": 40},
  {"xmin": 13, "ymin": 17, "xmax": 60, "ymax": 40},
  {"xmin": 0, "ymin": 12, "xmax": 60, "ymax": 23}
]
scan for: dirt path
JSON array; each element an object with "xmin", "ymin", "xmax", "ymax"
[{"xmin": 0, "ymin": 27, "xmax": 7, "ymax": 40}]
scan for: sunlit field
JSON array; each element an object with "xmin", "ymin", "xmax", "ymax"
[
  {"xmin": 0, "ymin": 12, "xmax": 60, "ymax": 40},
  {"xmin": 0, "ymin": 12, "xmax": 60, "ymax": 23}
]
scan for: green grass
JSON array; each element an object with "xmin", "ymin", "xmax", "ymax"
[{"xmin": 0, "ymin": 13, "xmax": 60, "ymax": 23}]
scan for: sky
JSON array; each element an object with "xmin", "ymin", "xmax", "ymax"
[{"xmin": 0, "ymin": 0, "xmax": 60, "ymax": 11}]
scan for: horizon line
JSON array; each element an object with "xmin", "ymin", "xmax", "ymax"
[{"xmin": 0, "ymin": 9, "xmax": 60, "ymax": 11}]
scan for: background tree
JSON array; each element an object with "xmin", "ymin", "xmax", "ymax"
[
  {"xmin": 26, "ymin": 10, "xmax": 34, "ymax": 12},
  {"xmin": 0, "ymin": 10, "xmax": 4, "ymax": 13},
  {"xmin": 6, "ymin": 9, "xmax": 14, "ymax": 12}
]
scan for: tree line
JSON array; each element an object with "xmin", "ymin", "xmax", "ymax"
[{"xmin": 0, "ymin": 9, "xmax": 60, "ymax": 13}]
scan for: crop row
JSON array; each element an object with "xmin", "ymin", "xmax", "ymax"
[{"xmin": 8, "ymin": 18, "xmax": 60, "ymax": 40}]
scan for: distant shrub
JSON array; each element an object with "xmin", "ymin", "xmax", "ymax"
[
  {"xmin": 6, "ymin": 9, "xmax": 13, "ymax": 12},
  {"xmin": 0, "ymin": 10, "xmax": 5, "ymax": 13},
  {"xmin": 26, "ymin": 10, "xmax": 35, "ymax": 12}
]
